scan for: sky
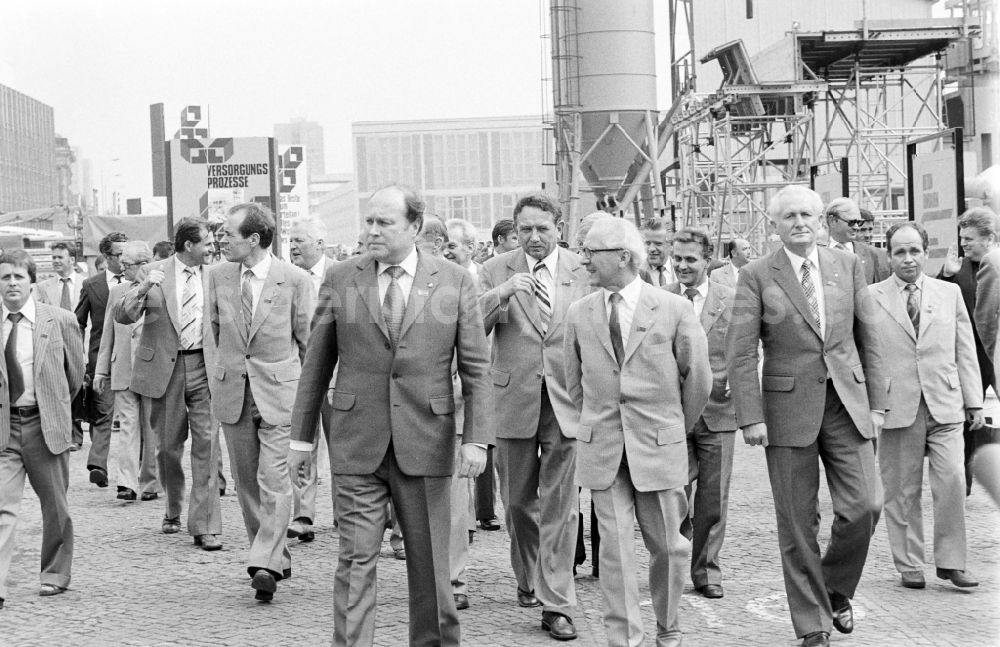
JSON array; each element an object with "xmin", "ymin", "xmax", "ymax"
[{"xmin": 0, "ymin": 0, "xmax": 675, "ymax": 203}]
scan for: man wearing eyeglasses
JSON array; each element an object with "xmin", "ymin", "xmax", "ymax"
[
  {"xmin": 118, "ymin": 219, "xmax": 222, "ymax": 549},
  {"xmin": 93, "ymin": 242, "xmax": 161, "ymax": 502},
  {"xmin": 75, "ymin": 231, "xmax": 128, "ymax": 489},
  {"xmin": 824, "ymin": 197, "xmax": 888, "ymax": 285}
]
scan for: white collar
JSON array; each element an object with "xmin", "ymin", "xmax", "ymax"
[
  {"xmin": 525, "ymin": 247, "xmax": 559, "ymax": 276},
  {"xmin": 242, "ymin": 253, "xmax": 272, "ymax": 279},
  {"xmin": 4, "ymin": 295, "xmax": 36, "ymax": 324},
  {"xmin": 377, "ymin": 247, "xmax": 419, "ymax": 277},
  {"xmin": 603, "ymin": 274, "xmax": 643, "ymax": 309},
  {"xmin": 307, "ymin": 256, "xmax": 327, "ymax": 277},
  {"xmin": 892, "ymin": 272, "xmax": 925, "ymax": 294},
  {"xmin": 783, "ymin": 246, "xmax": 820, "ymax": 273}
]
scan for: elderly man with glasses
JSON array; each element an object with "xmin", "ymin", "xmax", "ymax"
[{"xmin": 824, "ymin": 197, "xmax": 888, "ymax": 285}]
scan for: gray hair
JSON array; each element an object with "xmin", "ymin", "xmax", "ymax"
[
  {"xmin": 122, "ymin": 241, "xmax": 152, "ymax": 263},
  {"xmin": 290, "ymin": 215, "xmax": 328, "ymax": 243},
  {"xmin": 824, "ymin": 196, "xmax": 860, "ymax": 221},
  {"xmin": 574, "ymin": 211, "xmax": 608, "ymax": 248},
  {"xmin": 444, "ymin": 218, "xmax": 478, "ymax": 246},
  {"xmin": 769, "ymin": 185, "xmax": 823, "ymax": 221},
  {"xmin": 586, "ymin": 216, "xmax": 647, "ymax": 268}
]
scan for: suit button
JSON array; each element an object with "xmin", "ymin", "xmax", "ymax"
[
  {"xmin": 240, "ymin": 373, "xmax": 246, "ymax": 379},
  {"xmin": 818, "ymin": 377, "xmax": 826, "ymax": 383},
  {"xmin": 620, "ymin": 397, "xmax": 626, "ymax": 404},
  {"xmin": 245, "ymin": 354, "xmax": 250, "ymax": 359},
  {"xmin": 385, "ymin": 342, "xmax": 391, "ymax": 350},
  {"xmin": 392, "ymin": 373, "xmax": 400, "ymax": 379}
]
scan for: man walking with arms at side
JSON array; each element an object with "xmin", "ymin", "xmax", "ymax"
[
  {"xmin": 210, "ymin": 204, "xmax": 312, "ymax": 602},
  {"xmin": 480, "ymin": 192, "xmax": 587, "ymax": 640},
  {"xmin": 0, "ymin": 250, "xmax": 84, "ymax": 608},
  {"xmin": 871, "ymin": 222, "xmax": 982, "ymax": 590},
  {"xmin": 290, "ymin": 184, "xmax": 492, "ymax": 646},
  {"xmin": 118, "ymin": 219, "xmax": 221, "ymax": 545},
  {"xmin": 566, "ymin": 217, "xmax": 710, "ymax": 647},
  {"xmin": 727, "ymin": 185, "xmax": 887, "ymax": 647}
]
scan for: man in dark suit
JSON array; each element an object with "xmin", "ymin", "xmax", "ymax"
[
  {"xmin": 939, "ymin": 206, "xmax": 998, "ymax": 494},
  {"xmin": 0, "ymin": 250, "xmax": 85, "ymax": 608},
  {"xmin": 75, "ymin": 231, "xmax": 127, "ymax": 488},
  {"xmin": 119, "ymin": 219, "xmax": 221, "ymax": 545},
  {"xmin": 290, "ymin": 185, "xmax": 493, "ymax": 646},
  {"xmin": 667, "ymin": 228, "xmax": 738, "ymax": 600},
  {"xmin": 727, "ymin": 185, "xmax": 887, "ymax": 647},
  {"xmin": 823, "ymin": 197, "xmax": 888, "ymax": 285}
]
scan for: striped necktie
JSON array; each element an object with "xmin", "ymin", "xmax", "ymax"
[
  {"xmin": 382, "ymin": 265, "xmax": 405, "ymax": 347},
  {"xmin": 533, "ymin": 260, "xmax": 551, "ymax": 333},
  {"xmin": 180, "ymin": 267, "xmax": 201, "ymax": 349},
  {"xmin": 241, "ymin": 269, "xmax": 254, "ymax": 334},
  {"xmin": 800, "ymin": 259, "xmax": 821, "ymax": 332},
  {"xmin": 905, "ymin": 283, "xmax": 920, "ymax": 336},
  {"xmin": 608, "ymin": 292, "xmax": 624, "ymax": 366}
]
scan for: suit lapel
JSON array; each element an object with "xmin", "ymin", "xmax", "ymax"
[
  {"xmin": 587, "ymin": 295, "xmax": 617, "ymax": 365},
  {"xmin": 770, "ymin": 249, "xmax": 822, "ymax": 340},
  {"xmin": 161, "ymin": 257, "xmax": 182, "ymax": 336},
  {"xmin": 917, "ymin": 277, "xmax": 935, "ymax": 338},
  {"xmin": 226, "ymin": 264, "xmax": 248, "ymax": 345},
  {"xmin": 248, "ymin": 260, "xmax": 282, "ymax": 341},
  {"xmin": 547, "ymin": 250, "xmax": 582, "ymax": 336},
  {"xmin": 95, "ymin": 275, "xmax": 110, "ymax": 309},
  {"xmin": 398, "ymin": 252, "xmax": 439, "ymax": 342},
  {"xmin": 817, "ymin": 248, "xmax": 843, "ymax": 343},
  {"xmin": 353, "ymin": 256, "xmax": 390, "ymax": 342},
  {"xmin": 873, "ymin": 281, "xmax": 916, "ymax": 341},
  {"xmin": 32, "ymin": 303, "xmax": 54, "ymax": 375},
  {"xmin": 510, "ymin": 254, "xmax": 545, "ymax": 336},
  {"xmin": 621, "ymin": 286, "xmax": 654, "ymax": 366},
  {"xmin": 701, "ymin": 282, "xmax": 725, "ymax": 333}
]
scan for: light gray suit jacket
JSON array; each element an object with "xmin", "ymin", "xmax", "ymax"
[
  {"xmin": 708, "ymin": 263, "xmax": 738, "ymax": 290},
  {"xmin": 975, "ymin": 247, "xmax": 1000, "ymax": 388},
  {"xmin": 479, "ymin": 248, "xmax": 589, "ymax": 440},
  {"xmin": 0, "ymin": 300, "xmax": 85, "ymax": 454},
  {"xmin": 35, "ymin": 274, "xmax": 82, "ymax": 311},
  {"xmin": 565, "ymin": 282, "xmax": 711, "ymax": 492},
  {"xmin": 96, "ymin": 282, "xmax": 140, "ymax": 391},
  {"xmin": 869, "ymin": 275, "xmax": 982, "ymax": 428}
]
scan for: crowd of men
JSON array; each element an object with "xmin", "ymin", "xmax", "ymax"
[{"xmin": 0, "ymin": 183, "xmax": 997, "ymax": 647}]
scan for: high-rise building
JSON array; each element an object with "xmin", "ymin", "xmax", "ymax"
[
  {"xmin": 275, "ymin": 118, "xmax": 326, "ymax": 178},
  {"xmin": 150, "ymin": 103, "xmax": 166, "ymax": 196},
  {"xmin": 0, "ymin": 82, "xmax": 57, "ymax": 212},
  {"xmin": 353, "ymin": 116, "xmax": 554, "ymax": 237},
  {"xmin": 54, "ymin": 134, "xmax": 75, "ymax": 207}
]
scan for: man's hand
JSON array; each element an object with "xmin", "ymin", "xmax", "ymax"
[
  {"xmin": 968, "ymin": 408, "xmax": 985, "ymax": 431},
  {"xmin": 941, "ymin": 244, "xmax": 962, "ymax": 277},
  {"xmin": 498, "ymin": 273, "xmax": 535, "ymax": 301},
  {"xmin": 870, "ymin": 410, "xmax": 885, "ymax": 437},
  {"xmin": 742, "ymin": 423, "xmax": 768, "ymax": 447},
  {"xmin": 287, "ymin": 449, "xmax": 312, "ymax": 487},
  {"xmin": 141, "ymin": 268, "xmax": 166, "ymax": 291},
  {"xmin": 92, "ymin": 375, "xmax": 107, "ymax": 394},
  {"xmin": 457, "ymin": 444, "xmax": 487, "ymax": 479}
]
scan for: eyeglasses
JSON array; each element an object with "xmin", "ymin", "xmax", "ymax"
[
  {"xmin": 830, "ymin": 213, "xmax": 864, "ymax": 229},
  {"xmin": 580, "ymin": 247, "xmax": 624, "ymax": 259},
  {"xmin": 121, "ymin": 260, "xmax": 148, "ymax": 269}
]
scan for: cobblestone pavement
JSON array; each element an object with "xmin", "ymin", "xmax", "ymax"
[{"xmin": 3, "ymin": 426, "xmax": 998, "ymax": 647}]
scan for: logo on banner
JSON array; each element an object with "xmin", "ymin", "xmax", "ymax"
[
  {"xmin": 279, "ymin": 146, "xmax": 304, "ymax": 194},
  {"xmin": 181, "ymin": 138, "xmax": 235, "ymax": 165}
]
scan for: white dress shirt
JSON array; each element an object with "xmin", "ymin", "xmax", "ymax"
[
  {"xmin": 682, "ymin": 278, "xmax": 709, "ymax": 318},
  {"xmin": 376, "ymin": 247, "xmax": 418, "ymax": 305},
  {"xmin": 784, "ymin": 246, "xmax": 827, "ymax": 337},
  {"xmin": 831, "ymin": 240, "xmax": 855, "ymax": 254},
  {"xmin": 649, "ymin": 262, "xmax": 675, "ymax": 287},
  {"xmin": 892, "ymin": 272, "xmax": 925, "ymax": 316},
  {"xmin": 175, "ymin": 260, "xmax": 204, "ymax": 349},
  {"xmin": 306, "ymin": 256, "xmax": 328, "ymax": 299},
  {"xmin": 241, "ymin": 253, "xmax": 273, "ymax": 315},
  {"xmin": 2, "ymin": 297, "xmax": 36, "ymax": 407},
  {"xmin": 53, "ymin": 272, "xmax": 82, "ymax": 310},
  {"xmin": 603, "ymin": 274, "xmax": 644, "ymax": 349},
  {"xmin": 526, "ymin": 248, "xmax": 558, "ymax": 297},
  {"xmin": 105, "ymin": 269, "xmax": 124, "ymax": 289}
]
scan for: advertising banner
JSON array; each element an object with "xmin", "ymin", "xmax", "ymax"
[
  {"xmin": 277, "ymin": 145, "xmax": 308, "ymax": 258},
  {"xmin": 912, "ymin": 147, "xmax": 959, "ymax": 276}
]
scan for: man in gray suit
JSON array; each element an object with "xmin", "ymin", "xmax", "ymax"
[
  {"xmin": 479, "ymin": 192, "xmax": 588, "ymax": 640},
  {"xmin": 565, "ymin": 216, "xmax": 711, "ymax": 647},
  {"xmin": 640, "ymin": 218, "xmax": 675, "ymax": 287},
  {"xmin": 824, "ymin": 197, "xmax": 889, "ymax": 285},
  {"xmin": 708, "ymin": 238, "xmax": 751, "ymax": 290},
  {"xmin": 667, "ymin": 228, "xmax": 737, "ymax": 600},
  {"xmin": 975, "ymin": 244, "xmax": 1000, "ymax": 388},
  {"xmin": 290, "ymin": 184, "xmax": 492, "ymax": 645},
  {"xmin": 727, "ymin": 185, "xmax": 887, "ymax": 647},
  {"xmin": 0, "ymin": 250, "xmax": 84, "ymax": 608},
  {"xmin": 870, "ymin": 222, "xmax": 982, "ymax": 590},
  {"xmin": 94, "ymin": 241, "xmax": 160, "ymax": 501},
  {"xmin": 210, "ymin": 203, "xmax": 313, "ymax": 602},
  {"xmin": 119, "ymin": 219, "xmax": 221, "ymax": 546}
]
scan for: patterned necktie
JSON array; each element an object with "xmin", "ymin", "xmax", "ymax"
[
  {"xmin": 382, "ymin": 266, "xmax": 406, "ymax": 347},
  {"xmin": 533, "ymin": 260, "xmax": 552, "ymax": 333},
  {"xmin": 800, "ymin": 259, "xmax": 822, "ymax": 332},
  {"xmin": 60, "ymin": 277, "xmax": 72, "ymax": 311},
  {"xmin": 180, "ymin": 267, "xmax": 201, "ymax": 349},
  {"xmin": 608, "ymin": 292, "xmax": 625, "ymax": 366},
  {"xmin": 5, "ymin": 312, "xmax": 24, "ymax": 404},
  {"xmin": 241, "ymin": 269, "xmax": 254, "ymax": 335},
  {"xmin": 905, "ymin": 283, "xmax": 920, "ymax": 336}
]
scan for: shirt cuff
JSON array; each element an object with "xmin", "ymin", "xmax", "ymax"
[{"xmin": 289, "ymin": 440, "xmax": 314, "ymax": 452}]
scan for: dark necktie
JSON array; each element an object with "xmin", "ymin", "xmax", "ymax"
[
  {"xmin": 533, "ymin": 261, "xmax": 551, "ymax": 333},
  {"xmin": 6, "ymin": 312, "xmax": 24, "ymax": 404},
  {"xmin": 657, "ymin": 266, "xmax": 666, "ymax": 287},
  {"xmin": 800, "ymin": 259, "xmax": 821, "ymax": 332},
  {"xmin": 382, "ymin": 266, "xmax": 405, "ymax": 347},
  {"xmin": 684, "ymin": 287, "xmax": 699, "ymax": 303},
  {"xmin": 608, "ymin": 292, "xmax": 625, "ymax": 366},
  {"xmin": 905, "ymin": 283, "xmax": 920, "ymax": 336},
  {"xmin": 241, "ymin": 269, "xmax": 254, "ymax": 334},
  {"xmin": 60, "ymin": 277, "xmax": 72, "ymax": 311},
  {"xmin": 114, "ymin": 274, "xmax": 122, "ymax": 284}
]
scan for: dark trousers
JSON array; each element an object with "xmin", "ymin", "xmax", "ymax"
[{"xmin": 474, "ymin": 447, "xmax": 496, "ymax": 521}]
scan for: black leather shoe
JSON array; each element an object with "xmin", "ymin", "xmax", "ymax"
[
  {"xmin": 140, "ymin": 492, "xmax": 159, "ymax": 501},
  {"xmin": 161, "ymin": 517, "xmax": 181, "ymax": 534},
  {"xmin": 936, "ymin": 568, "xmax": 978, "ymax": 588},
  {"xmin": 89, "ymin": 467, "xmax": 108, "ymax": 488},
  {"xmin": 541, "ymin": 611, "xmax": 577, "ymax": 641},
  {"xmin": 251, "ymin": 570, "xmax": 276, "ymax": 602},
  {"xmin": 517, "ymin": 588, "xmax": 542, "ymax": 608},
  {"xmin": 801, "ymin": 631, "xmax": 829, "ymax": 646},
  {"xmin": 454, "ymin": 593, "xmax": 469, "ymax": 610},
  {"xmin": 0, "ymin": 597, "xmax": 4, "ymax": 609},
  {"xmin": 901, "ymin": 571, "xmax": 925, "ymax": 589},
  {"xmin": 194, "ymin": 534, "xmax": 222, "ymax": 551},
  {"xmin": 829, "ymin": 592, "xmax": 854, "ymax": 634},
  {"xmin": 479, "ymin": 518, "xmax": 501, "ymax": 531},
  {"xmin": 116, "ymin": 487, "xmax": 137, "ymax": 501},
  {"xmin": 697, "ymin": 584, "xmax": 724, "ymax": 598}
]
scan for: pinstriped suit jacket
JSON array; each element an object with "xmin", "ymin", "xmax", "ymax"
[{"xmin": 0, "ymin": 300, "xmax": 85, "ymax": 453}]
